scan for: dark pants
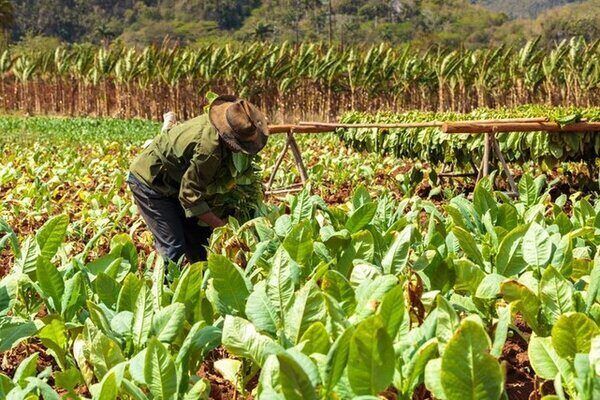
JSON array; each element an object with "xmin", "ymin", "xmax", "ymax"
[{"xmin": 127, "ymin": 174, "xmax": 212, "ymax": 263}]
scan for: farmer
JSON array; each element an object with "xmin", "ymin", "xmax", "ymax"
[{"xmin": 127, "ymin": 95, "xmax": 268, "ymax": 263}]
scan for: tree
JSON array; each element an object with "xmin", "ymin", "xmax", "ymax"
[
  {"xmin": 0, "ymin": 0, "xmax": 14, "ymax": 43},
  {"xmin": 253, "ymin": 22, "xmax": 274, "ymax": 41}
]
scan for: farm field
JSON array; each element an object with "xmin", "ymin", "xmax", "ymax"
[
  {"xmin": 1, "ymin": 108, "xmax": 600, "ymax": 400},
  {"xmin": 2, "ymin": 38, "xmax": 599, "ymax": 120}
]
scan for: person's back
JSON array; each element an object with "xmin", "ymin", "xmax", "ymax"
[{"xmin": 130, "ymin": 114, "xmax": 222, "ymax": 199}]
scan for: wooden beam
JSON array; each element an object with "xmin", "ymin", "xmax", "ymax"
[
  {"xmin": 268, "ymin": 125, "xmax": 335, "ymax": 134},
  {"xmin": 298, "ymin": 121, "xmax": 444, "ymax": 129},
  {"xmin": 443, "ymin": 121, "xmax": 600, "ymax": 134}
]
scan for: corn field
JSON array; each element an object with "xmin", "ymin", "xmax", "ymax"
[{"xmin": 2, "ymin": 37, "xmax": 599, "ymax": 121}]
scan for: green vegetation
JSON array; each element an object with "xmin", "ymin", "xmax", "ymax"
[
  {"xmin": 6, "ymin": 0, "xmax": 600, "ymax": 46},
  {"xmin": 2, "ymin": 38, "xmax": 599, "ymax": 121},
  {"xmin": 339, "ymin": 105, "xmax": 600, "ymax": 164}
]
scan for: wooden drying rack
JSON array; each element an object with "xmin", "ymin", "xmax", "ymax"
[{"xmin": 265, "ymin": 118, "xmax": 600, "ymax": 197}]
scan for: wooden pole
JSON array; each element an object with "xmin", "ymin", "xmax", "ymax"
[
  {"xmin": 443, "ymin": 121, "xmax": 600, "ymax": 134},
  {"xmin": 482, "ymin": 132, "xmax": 491, "ymax": 177},
  {"xmin": 298, "ymin": 121, "xmax": 444, "ymax": 129},
  {"xmin": 287, "ymin": 131, "xmax": 309, "ymax": 184},
  {"xmin": 491, "ymin": 133, "xmax": 518, "ymax": 195},
  {"xmin": 268, "ymin": 125, "xmax": 335, "ymax": 134},
  {"xmin": 265, "ymin": 137, "xmax": 291, "ymax": 192}
]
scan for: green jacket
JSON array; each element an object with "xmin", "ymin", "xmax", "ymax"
[{"xmin": 130, "ymin": 114, "xmax": 226, "ymax": 218}]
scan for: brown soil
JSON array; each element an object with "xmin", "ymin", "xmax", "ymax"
[
  {"xmin": 197, "ymin": 347, "xmax": 257, "ymax": 400},
  {"xmin": 0, "ymin": 339, "xmax": 57, "ymax": 382},
  {"xmin": 500, "ymin": 316, "xmax": 554, "ymax": 400}
]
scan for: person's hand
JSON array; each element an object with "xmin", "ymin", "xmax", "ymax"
[{"xmin": 199, "ymin": 211, "xmax": 226, "ymax": 229}]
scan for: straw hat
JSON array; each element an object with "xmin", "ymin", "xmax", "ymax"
[{"xmin": 208, "ymin": 95, "xmax": 268, "ymax": 155}]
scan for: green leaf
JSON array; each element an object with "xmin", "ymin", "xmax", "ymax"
[
  {"xmin": 323, "ymin": 326, "xmax": 354, "ymax": 393},
  {"xmin": 36, "ymin": 214, "xmax": 69, "ymax": 261},
  {"xmin": 258, "ymin": 352, "xmax": 318, "ymax": 400},
  {"xmin": 38, "ymin": 317, "xmax": 68, "ymax": 369},
  {"xmin": 90, "ymin": 333, "xmax": 125, "ymax": 379},
  {"xmin": 491, "ymin": 306, "xmax": 510, "ymax": 358},
  {"xmin": 222, "ymin": 316, "xmax": 283, "ymax": 366},
  {"xmin": 519, "ymin": 174, "xmax": 538, "ymax": 206},
  {"xmin": 452, "ymin": 226, "xmax": 485, "ymax": 267},
  {"xmin": 540, "ymin": 266, "xmax": 574, "ymax": 324},
  {"xmin": 441, "ymin": 320, "xmax": 503, "ymax": 400},
  {"xmin": 299, "ymin": 322, "xmax": 330, "ymax": 355},
  {"xmin": 122, "ymin": 378, "xmax": 150, "ymax": 399},
  {"xmin": 454, "ymin": 259, "xmax": 485, "ymax": 294},
  {"xmin": 425, "ymin": 358, "xmax": 446, "ymax": 399},
  {"xmin": 284, "ymin": 281, "xmax": 326, "ymax": 344},
  {"xmin": 475, "ymin": 274, "xmax": 505, "ymax": 299},
  {"xmin": 87, "ymin": 300, "xmax": 112, "ymax": 334},
  {"xmin": 117, "ymin": 273, "xmax": 143, "ymax": 313},
  {"xmin": 182, "ymin": 378, "xmax": 210, "ymax": 400},
  {"xmin": 522, "ymin": 223, "xmax": 552, "ymax": 267},
  {"xmin": 292, "ymin": 189, "xmax": 313, "ymax": 223},
  {"xmin": 172, "ymin": 263, "xmax": 203, "ymax": 320},
  {"xmin": 402, "ymin": 339, "xmax": 439, "ymax": 395},
  {"xmin": 378, "ymin": 284, "xmax": 405, "ymax": 340},
  {"xmin": 15, "ymin": 237, "xmax": 39, "ymax": 274},
  {"xmin": 353, "ymin": 275, "xmax": 398, "ymax": 321},
  {"xmin": 346, "ymin": 203, "xmax": 377, "ymax": 234},
  {"xmin": 13, "ymin": 352, "xmax": 38, "ymax": 386},
  {"xmin": 436, "ymin": 295, "xmax": 460, "ymax": 353},
  {"xmin": 61, "ymin": 272, "xmax": 86, "ymax": 321},
  {"xmin": 473, "ymin": 182, "xmax": 497, "ymax": 220},
  {"xmin": 144, "ymin": 338, "xmax": 178, "ymax": 400},
  {"xmin": 95, "ymin": 272, "xmax": 120, "ymax": 309},
  {"xmin": 586, "ymin": 256, "xmax": 600, "ymax": 313},
  {"xmin": 214, "ymin": 358, "xmax": 242, "ymax": 390},
  {"xmin": 381, "ymin": 226, "xmax": 413, "ymax": 274},
  {"xmin": 347, "ymin": 315, "xmax": 395, "ymax": 396},
  {"xmin": 151, "ymin": 303, "xmax": 186, "ymax": 344},
  {"xmin": 246, "ymin": 281, "xmax": 279, "ymax": 335},
  {"xmin": 54, "ymin": 367, "xmax": 84, "ymax": 393},
  {"xmin": 36, "ymin": 258, "xmax": 64, "ymax": 313},
  {"xmin": 132, "ymin": 284, "xmax": 153, "ymax": 351},
  {"xmin": 95, "ymin": 370, "xmax": 119, "ymax": 400},
  {"xmin": 267, "ymin": 248, "xmax": 296, "ymax": 329},
  {"xmin": 282, "ymin": 220, "xmax": 314, "ymax": 266},
  {"xmin": 495, "ymin": 225, "xmax": 528, "ymax": 276},
  {"xmin": 208, "ymin": 254, "xmax": 251, "ymax": 316},
  {"xmin": 501, "ymin": 280, "xmax": 544, "ymax": 335},
  {"xmin": 551, "ymin": 312, "xmax": 600, "ymax": 359},
  {"xmin": 321, "ymin": 270, "xmax": 355, "ymax": 316},
  {"xmin": 528, "ymin": 335, "xmax": 572, "ymax": 380}
]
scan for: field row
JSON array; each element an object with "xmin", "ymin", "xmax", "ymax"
[
  {"xmin": 1, "ymin": 176, "xmax": 599, "ymax": 399},
  {"xmin": 3, "ymin": 38, "xmax": 599, "ymax": 119},
  {"xmin": 1, "ymin": 114, "xmax": 599, "ymax": 399}
]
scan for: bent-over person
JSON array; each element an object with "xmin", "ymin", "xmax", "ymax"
[{"xmin": 128, "ymin": 95, "xmax": 268, "ymax": 263}]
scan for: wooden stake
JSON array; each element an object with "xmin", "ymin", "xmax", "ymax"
[
  {"xmin": 287, "ymin": 131, "xmax": 309, "ymax": 184},
  {"xmin": 491, "ymin": 133, "xmax": 519, "ymax": 195},
  {"xmin": 482, "ymin": 132, "xmax": 491, "ymax": 177},
  {"xmin": 265, "ymin": 137, "xmax": 291, "ymax": 192}
]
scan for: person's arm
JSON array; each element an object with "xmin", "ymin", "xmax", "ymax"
[
  {"xmin": 179, "ymin": 150, "xmax": 222, "ymax": 226},
  {"xmin": 198, "ymin": 211, "xmax": 226, "ymax": 229}
]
